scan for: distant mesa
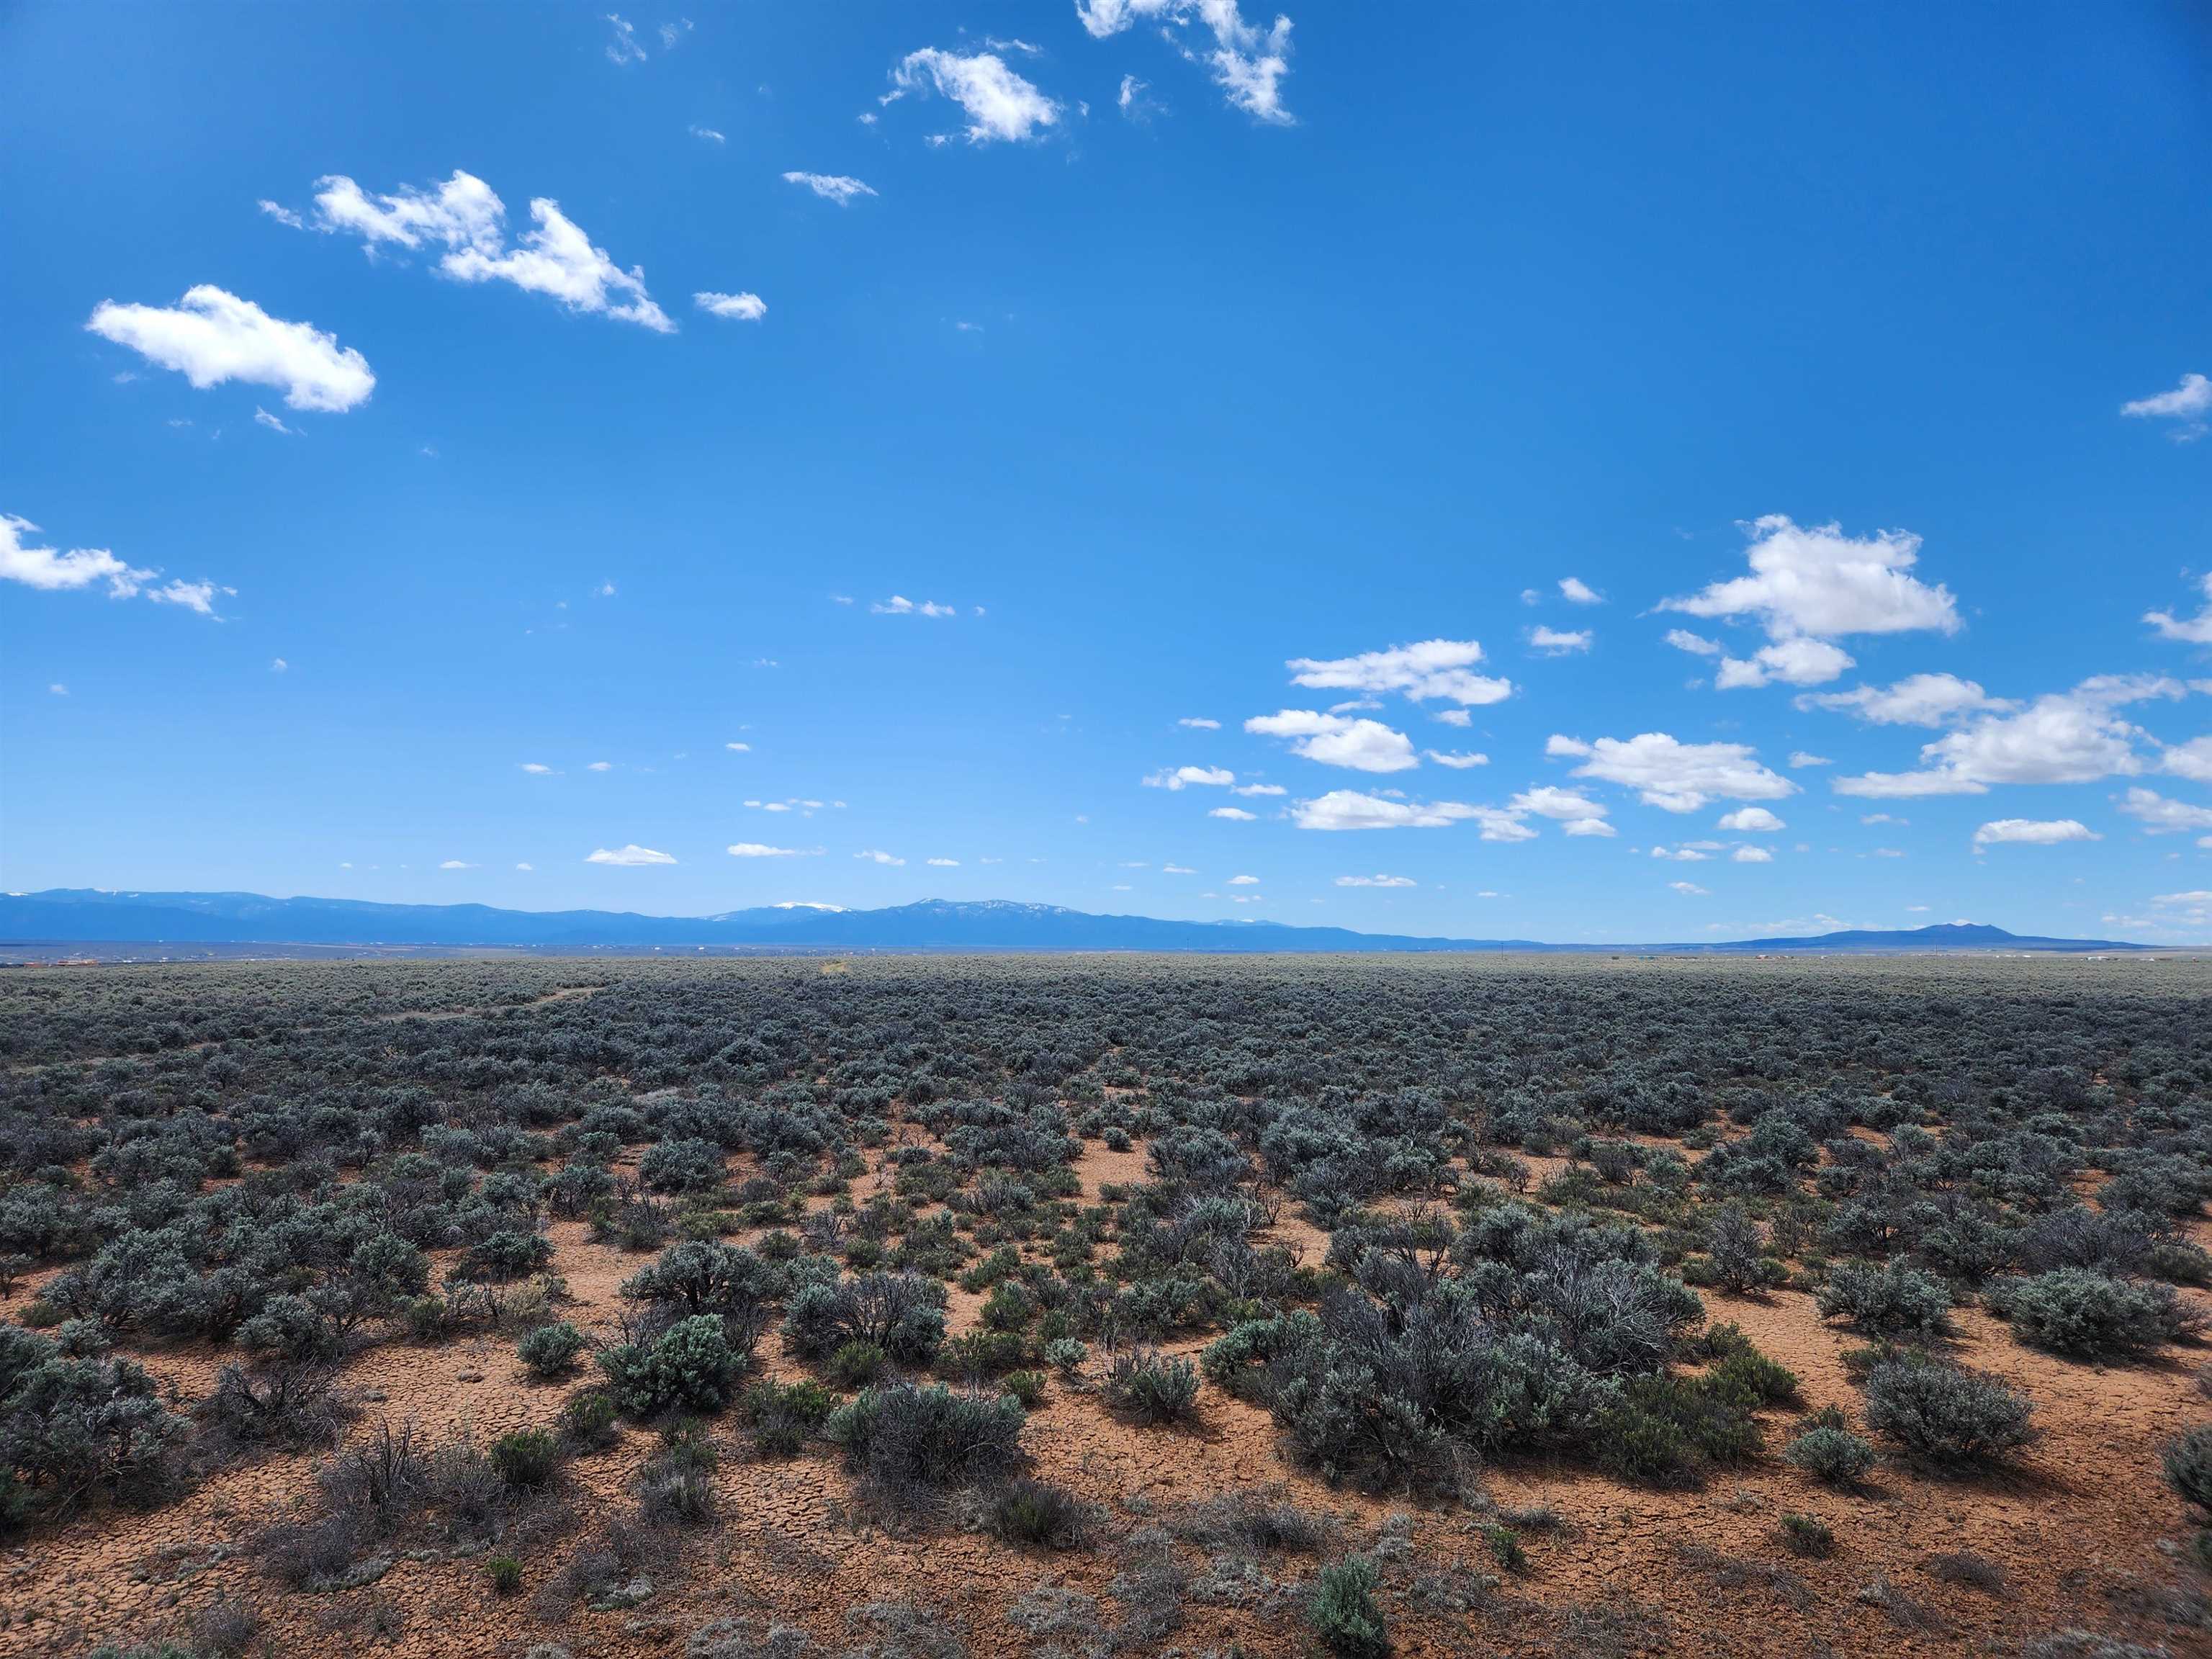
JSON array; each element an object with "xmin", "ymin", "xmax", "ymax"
[{"xmin": 0, "ymin": 890, "xmax": 2151, "ymax": 956}]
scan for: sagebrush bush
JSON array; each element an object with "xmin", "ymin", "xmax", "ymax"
[
  {"xmin": 1985, "ymin": 1269, "xmax": 2188, "ymax": 1361},
  {"xmin": 1816, "ymin": 1260, "xmax": 1951, "ymax": 1339},
  {"xmin": 1307, "ymin": 1555, "xmax": 1388, "ymax": 1659},
  {"xmin": 490, "ymin": 1428, "xmax": 560, "ymax": 1491},
  {"xmin": 518, "ymin": 1321, "xmax": 587, "ymax": 1380},
  {"xmin": 1102, "ymin": 1349, "xmax": 1200, "ymax": 1424},
  {"xmin": 824, "ymin": 1382, "xmax": 1024, "ymax": 1507},
  {"xmin": 2160, "ymin": 1423, "xmax": 2212, "ymax": 1519},
  {"xmin": 741, "ymin": 1377, "xmax": 836, "ymax": 1456},
  {"xmin": 988, "ymin": 1476, "xmax": 1097, "ymax": 1549},
  {"xmin": 1784, "ymin": 1410, "xmax": 1877, "ymax": 1488},
  {"xmin": 599, "ymin": 1315, "xmax": 748, "ymax": 1418},
  {"xmin": 1862, "ymin": 1357, "xmax": 2034, "ymax": 1468}
]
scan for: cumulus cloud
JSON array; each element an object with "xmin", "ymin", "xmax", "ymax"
[
  {"xmin": 1075, "ymin": 0, "xmax": 1293, "ymax": 124},
  {"xmin": 1145, "ymin": 764, "xmax": 1236, "ymax": 790},
  {"xmin": 1291, "ymin": 791, "xmax": 1475, "ymax": 832},
  {"xmin": 1789, "ymin": 751, "xmax": 1830, "ymax": 768},
  {"xmin": 586, "ymin": 844, "xmax": 676, "ymax": 865},
  {"xmin": 1664, "ymin": 629, "xmax": 1721, "ymax": 657},
  {"xmin": 1732, "ymin": 846, "xmax": 1773, "ymax": 863},
  {"xmin": 519, "ymin": 763, "xmax": 555, "ymax": 775},
  {"xmin": 2117, "ymin": 787, "xmax": 2212, "ymax": 834},
  {"xmin": 727, "ymin": 843, "xmax": 820, "ymax": 857},
  {"xmin": 1529, "ymin": 626, "xmax": 1592, "ymax": 655},
  {"xmin": 2123, "ymin": 372, "xmax": 2210, "ymax": 437},
  {"xmin": 696, "ymin": 290, "xmax": 766, "ymax": 321},
  {"xmin": 1833, "ymin": 675, "xmax": 2185, "ymax": 797},
  {"xmin": 1431, "ymin": 709, "xmax": 1473, "ymax": 728},
  {"xmin": 872, "ymin": 595, "xmax": 956, "ymax": 617},
  {"xmin": 2162, "ymin": 737, "xmax": 2212, "ymax": 783},
  {"xmin": 1336, "ymin": 873, "xmax": 1416, "ymax": 887},
  {"xmin": 276, "ymin": 171, "xmax": 672, "ymax": 331},
  {"xmin": 1972, "ymin": 819, "xmax": 2100, "ymax": 848},
  {"xmin": 1246, "ymin": 710, "xmax": 1418, "ymax": 772},
  {"xmin": 855, "ymin": 848, "xmax": 906, "ymax": 866},
  {"xmin": 1227, "ymin": 873, "xmax": 1259, "ymax": 885},
  {"xmin": 890, "ymin": 48, "xmax": 1060, "ymax": 143},
  {"xmin": 1799, "ymin": 673, "xmax": 2011, "ymax": 726},
  {"xmin": 783, "ymin": 171, "xmax": 877, "ymax": 204},
  {"xmin": 1717, "ymin": 806, "xmax": 1786, "ymax": 832},
  {"xmin": 1714, "ymin": 637, "xmax": 1855, "ymax": 690},
  {"xmin": 1208, "ymin": 806, "xmax": 1258, "ymax": 821},
  {"xmin": 1668, "ymin": 881, "xmax": 1709, "ymax": 896},
  {"xmin": 0, "ymin": 513, "xmax": 225, "ymax": 616},
  {"xmin": 439, "ymin": 859, "xmax": 475, "ymax": 869},
  {"xmin": 86, "ymin": 286, "xmax": 374, "ymax": 411},
  {"xmin": 1287, "ymin": 639, "xmax": 1511, "ymax": 706},
  {"xmin": 1558, "ymin": 577, "xmax": 1601, "ymax": 604},
  {"xmin": 1660, "ymin": 516, "xmax": 1959, "ymax": 678},
  {"xmin": 2145, "ymin": 573, "xmax": 2212, "ymax": 644},
  {"xmin": 1547, "ymin": 732, "xmax": 1794, "ymax": 812},
  {"xmin": 1424, "ymin": 750, "xmax": 1490, "ymax": 769}
]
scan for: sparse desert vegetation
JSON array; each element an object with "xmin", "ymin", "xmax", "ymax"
[{"xmin": 0, "ymin": 952, "xmax": 2208, "ymax": 1656}]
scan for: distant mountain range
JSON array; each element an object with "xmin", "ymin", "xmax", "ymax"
[{"xmin": 0, "ymin": 889, "xmax": 2154, "ymax": 956}]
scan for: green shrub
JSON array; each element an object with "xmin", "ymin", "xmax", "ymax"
[
  {"xmin": 1862, "ymin": 1356, "xmax": 2034, "ymax": 1468},
  {"xmin": 1480, "ymin": 1522, "xmax": 1527, "ymax": 1573},
  {"xmin": 1596, "ymin": 1372, "xmax": 1762, "ymax": 1488},
  {"xmin": 1816, "ymin": 1260, "xmax": 1951, "ymax": 1339},
  {"xmin": 1780, "ymin": 1513, "xmax": 1834, "ymax": 1558},
  {"xmin": 559, "ymin": 1389, "xmax": 620, "ymax": 1448},
  {"xmin": 989, "ymin": 1476, "xmax": 1096, "ymax": 1549},
  {"xmin": 598, "ymin": 1314, "xmax": 747, "ymax": 1418},
  {"xmin": 824, "ymin": 1382, "xmax": 1025, "ymax": 1506},
  {"xmin": 2160, "ymin": 1424, "xmax": 2212, "ymax": 1520},
  {"xmin": 741, "ymin": 1377, "xmax": 837, "ymax": 1456},
  {"xmin": 518, "ymin": 1321, "xmax": 586, "ymax": 1380},
  {"xmin": 1307, "ymin": 1555, "xmax": 1388, "ymax": 1659},
  {"xmin": 1043, "ymin": 1337, "xmax": 1089, "ymax": 1375},
  {"xmin": 1784, "ymin": 1410, "xmax": 1877, "ymax": 1488},
  {"xmin": 1102, "ymin": 1349, "xmax": 1200, "ymax": 1425},
  {"xmin": 489, "ymin": 1428, "xmax": 560, "ymax": 1491},
  {"xmin": 1985, "ymin": 1269, "xmax": 2188, "ymax": 1361},
  {"xmin": 486, "ymin": 1552, "xmax": 523, "ymax": 1595},
  {"xmin": 1000, "ymin": 1369, "xmax": 1046, "ymax": 1408},
  {"xmin": 824, "ymin": 1339, "xmax": 888, "ymax": 1390}
]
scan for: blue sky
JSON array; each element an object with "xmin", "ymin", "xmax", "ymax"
[{"xmin": 3, "ymin": 2, "xmax": 2209, "ymax": 943}]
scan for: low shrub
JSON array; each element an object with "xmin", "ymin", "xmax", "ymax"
[
  {"xmin": 1862, "ymin": 1356, "xmax": 2034, "ymax": 1469},
  {"xmin": 1985, "ymin": 1269, "xmax": 2190, "ymax": 1361},
  {"xmin": 999, "ymin": 1370, "xmax": 1046, "ymax": 1408},
  {"xmin": 1596, "ymin": 1372, "xmax": 1763, "ymax": 1489},
  {"xmin": 988, "ymin": 1476, "xmax": 1097, "ymax": 1549},
  {"xmin": 740, "ymin": 1377, "xmax": 836, "ymax": 1456},
  {"xmin": 599, "ymin": 1315, "xmax": 748, "ymax": 1419},
  {"xmin": 1779, "ymin": 1512, "xmax": 1834, "ymax": 1557},
  {"xmin": 490, "ymin": 1429, "xmax": 561, "ymax": 1491},
  {"xmin": 197, "ymin": 1361, "xmax": 346, "ymax": 1455},
  {"xmin": 518, "ymin": 1322, "xmax": 588, "ymax": 1380},
  {"xmin": 1102, "ymin": 1349, "xmax": 1200, "ymax": 1425},
  {"xmin": 824, "ymin": 1340, "xmax": 888, "ymax": 1390},
  {"xmin": 1308, "ymin": 1555, "xmax": 1388, "ymax": 1659},
  {"xmin": 487, "ymin": 1552, "xmax": 523, "ymax": 1595},
  {"xmin": 824, "ymin": 1382, "xmax": 1025, "ymax": 1509},
  {"xmin": 1816, "ymin": 1260, "xmax": 1951, "ymax": 1340},
  {"xmin": 2160, "ymin": 1423, "xmax": 2212, "ymax": 1520},
  {"xmin": 1171, "ymin": 1485, "xmax": 1337, "ymax": 1555},
  {"xmin": 1784, "ymin": 1409, "xmax": 1877, "ymax": 1488},
  {"xmin": 559, "ymin": 1390, "xmax": 621, "ymax": 1449}
]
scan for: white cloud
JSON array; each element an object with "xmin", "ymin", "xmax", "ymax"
[
  {"xmin": 516, "ymin": 862, "xmax": 534, "ymax": 871},
  {"xmin": 1233, "ymin": 783, "xmax": 1287, "ymax": 796},
  {"xmin": 1144, "ymin": 764, "xmax": 1236, "ymax": 790},
  {"xmin": 782, "ymin": 171, "xmax": 877, "ymax": 204},
  {"xmin": 520, "ymin": 763, "xmax": 555, "ymax": 775},
  {"xmin": 1208, "ymin": 806, "xmax": 1257, "ymax": 821},
  {"xmin": 2117, "ymin": 787, "xmax": 2212, "ymax": 834},
  {"xmin": 1717, "ymin": 806, "xmax": 1785, "ymax": 832},
  {"xmin": 1661, "ymin": 516, "xmax": 1959, "ymax": 653},
  {"xmin": 2162, "ymin": 737, "xmax": 2212, "ymax": 783},
  {"xmin": 253, "ymin": 406, "xmax": 294, "ymax": 435},
  {"xmin": 586, "ymin": 844, "xmax": 676, "ymax": 865},
  {"xmin": 604, "ymin": 13, "xmax": 647, "ymax": 64},
  {"xmin": 147, "ymin": 578, "xmax": 220, "ymax": 615},
  {"xmin": 284, "ymin": 171, "xmax": 672, "ymax": 331},
  {"xmin": 872, "ymin": 595, "xmax": 956, "ymax": 617},
  {"xmin": 48, "ymin": 683, "xmax": 67, "ymax": 696},
  {"xmin": 1558, "ymin": 576, "xmax": 1601, "ymax": 604},
  {"xmin": 1972, "ymin": 819, "xmax": 2100, "ymax": 848},
  {"xmin": 855, "ymin": 848, "xmax": 906, "ymax": 866},
  {"xmin": 1714, "ymin": 637, "xmax": 1855, "ymax": 689},
  {"xmin": 1076, "ymin": 0, "xmax": 1293, "ymax": 123},
  {"xmin": 890, "ymin": 48, "xmax": 1060, "ymax": 143},
  {"xmin": 1508, "ymin": 786, "xmax": 1605, "ymax": 821},
  {"xmin": 1290, "ymin": 790, "xmax": 1508, "ymax": 834},
  {"xmin": 1664, "ymin": 629, "xmax": 1721, "ymax": 657},
  {"xmin": 927, "ymin": 857, "xmax": 960, "ymax": 867},
  {"xmin": 1668, "ymin": 881, "xmax": 1709, "ymax": 896},
  {"xmin": 2153, "ymin": 889, "xmax": 2212, "ymax": 906},
  {"xmin": 1432, "ymin": 709, "xmax": 1473, "ymax": 728},
  {"xmin": 1789, "ymin": 751, "xmax": 1830, "ymax": 768},
  {"xmin": 438, "ymin": 859, "xmax": 475, "ymax": 869},
  {"xmin": 1800, "ymin": 673, "xmax": 2011, "ymax": 726},
  {"xmin": 1177, "ymin": 716, "xmax": 1221, "ymax": 729},
  {"xmin": 1287, "ymin": 639, "xmax": 1511, "ymax": 706},
  {"xmin": 1732, "ymin": 846, "xmax": 1773, "ymax": 863},
  {"xmin": 724, "ymin": 742, "xmax": 750, "ymax": 753},
  {"xmin": 1529, "ymin": 626, "xmax": 1592, "ymax": 655},
  {"xmin": 1336, "ymin": 873, "xmax": 1415, "ymax": 887},
  {"xmin": 87, "ymin": 286, "xmax": 374, "ymax": 411},
  {"xmin": 689, "ymin": 125, "xmax": 726, "ymax": 144},
  {"xmin": 1164, "ymin": 863, "xmax": 1197, "ymax": 873},
  {"xmin": 696, "ymin": 290, "xmax": 766, "ymax": 321},
  {"xmin": 2123, "ymin": 372, "xmax": 2210, "ymax": 436},
  {"xmin": 1247, "ymin": 710, "xmax": 1418, "ymax": 773},
  {"xmin": 1227, "ymin": 873, "xmax": 1259, "ymax": 885},
  {"xmin": 728, "ymin": 843, "xmax": 820, "ymax": 857},
  {"xmin": 2145, "ymin": 573, "xmax": 2212, "ymax": 644},
  {"xmin": 1833, "ymin": 675, "xmax": 2185, "ymax": 797},
  {"xmin": 1547, "ymin": 732, "xmax": 1794, "ymax": 812},
  {"xmin": 1424, "ymin": 750, "xmax": 1489, "ymax": 769},
  {"xmin": 1118, "ymin": 73, "xmax": 1147, "ymax": 114},
  {"xmin": 1, "ymin": 514, "xmax": 152, "ymax": 597}
]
